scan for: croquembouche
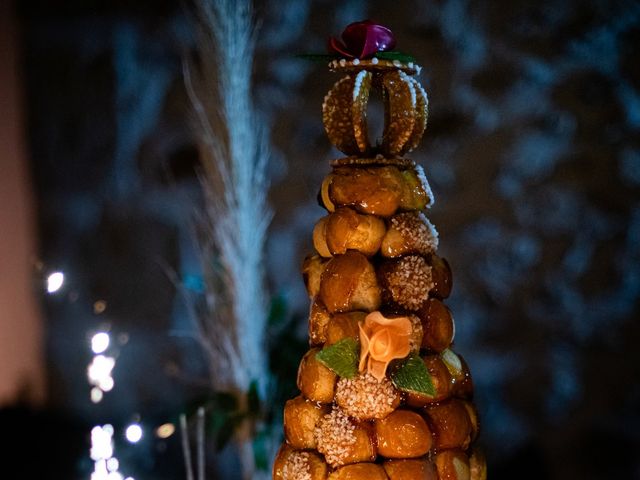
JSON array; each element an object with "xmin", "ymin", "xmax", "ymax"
[{"xmin": 273, "ymin": 20, "xmax": 487, "ymax": 480}]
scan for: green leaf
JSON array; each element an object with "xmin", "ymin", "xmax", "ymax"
[
  {"xmin": 374, "ymin": 51, "xmax": 416, "ymax": 64},
  {"xmin": 212, "ymin": 412, "xmax": 244, "ymax": 452},
  {"xmin": 267, "ymin": 294, "xmax": 288, "ymax": 328},
  {"xmin": 295, "ymin": 53, "xmax": 341, "ymax": 62},
  {"xmin": 391, "ymin": 354, "xmax": 436, "ymax": 396},
  {"xmin": 211, "ymin": 391, "xmax": 239, "ymax": 411},
  {"xmin": 253, "ymin": 428, "xmax": 270, "ymax": 471},
  {"xmin": 248, "ymin": 379, "xmax": 261, "ymax": 415},
  {"xmin": 316, "ymin": 338, "xmax": 359, "ymax": 378}
]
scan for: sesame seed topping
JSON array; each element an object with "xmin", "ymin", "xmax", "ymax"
[
  {"xmin": 390, "ymin": 212, "xmax": 439, "ymax": 255},
  {"xmin": 383, "ymin": 255, "xmax": 434, "ymax": 310},
  {"xmin": 314, "ymin": 407, "xmax": 357, "ymax": 467},
  {"xmin": 282, "ymin": 451, "xmax": 312, "ymax": 480},
  {"xmin": 414, "ymin": 165, "xmax": 434, "ymax": 207},
  {"xmin": 335, "ymin": 373, "xmax": 399, "ymax": 420}
]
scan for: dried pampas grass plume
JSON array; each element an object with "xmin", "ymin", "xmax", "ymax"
[{"xmin": 181, "ymin": 0, "xmax": 273, "ymax": 478}]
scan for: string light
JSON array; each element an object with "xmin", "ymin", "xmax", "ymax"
[
  {"xmin": 87, "ymin": 354, "xmax": 116, "ymax": 393},
  {"xmin": 83, "ymin": 295, "xmax": 138, "ymax": 479},
  {"xmin": 93, "ymin": 300, "xmax": 108, "ymax": 314},
  {"xmin": 90, "ymin": 387, "xmax": 104, "ymax": 404},
  {"xmin": 90, "ymin": 425, "xmax": 114, "ymax": 461},
  {"xmin": 156, "ymin": 423, "xmax": 175, "ymax": 439},
  {"xmin": 125, "ymin": 424, "xmax": 143, "ymax": 443},
  {"xmin": 46, "ymin": 271, "xmax": 64, "ymax": 293},
  {"xmin": 90, "ymin": 424, "xmax": 134, "ymax": 479},
  {"xmin": 106, "ymin": 458, "xmax": 120, "ymax": 472},
  {"xmin": 91, "ymin": 332, "xmax": 110, "ymax": 354},
  {"xmin": 84, "ymin": 296, "xmax": 135, "ymax": 479}
]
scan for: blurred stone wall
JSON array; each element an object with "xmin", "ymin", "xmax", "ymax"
[{"xmin": 17, "ymin": 0, "xmax": 640, "ymax": 478}]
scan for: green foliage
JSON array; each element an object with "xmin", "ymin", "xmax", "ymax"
[
  {"xmin": 374, "ymin": 51, "xmax": 416, "ymax": 63},
  {"xmin": 315, "ymin": 338, "xmax": 360, "ymax": 378},
  {"xmin": 252, "ymin": 426, "xmax": 271, "ymax": 471},
  {"xmin": 180, "ymin": 391, "xmax": 240, "ymax": 452},
  {"xmin": 267, "ymin": 294, "xmax": 288, "ymax": 328},
  {"xmin": 210, "ymin": 409, "xmax": 244, "ymax": 452},
  {"xmin": 295, "ymin": 53, "xmax": 340, "ymax": 62},
  {"xmin": 178, "ymin": 294, "xmax": 308, "ymax": 462},
  {"xmin": 266, "ymin": 294, "xmax": 308, "ymax": 421},
  {"xmin": 391, "ymin": 354, "xmax": 436, "ymax": 396},
  {"xmin": 247, "ymin": 379, "xmax": 261, "ymax": 415}
]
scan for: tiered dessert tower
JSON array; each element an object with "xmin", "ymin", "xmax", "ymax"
[{"xmin": 273, "ymin": 21, "xmax": 487, "ymax": 480}]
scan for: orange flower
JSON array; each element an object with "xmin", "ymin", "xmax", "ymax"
[{"xmin": 358, "ymin": 311, "xmax": 412, "ymax": 380}]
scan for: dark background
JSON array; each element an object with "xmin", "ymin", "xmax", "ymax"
[{"xmin": 5, "ymin": 0, "xmax": 640, "ymax": 478}]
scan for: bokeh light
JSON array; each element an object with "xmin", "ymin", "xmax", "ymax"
[
  {"xmin": 46, "ymin": 271, "xmax": 64, "ymax": 293},
  {"xmin": 156, "ymin": 423, "xmax": 175, "ymax": 439},
  {"xmin": 91, "ymin": 332, "xmax": 110, "ymax": 354},
  {"xmin": 125, "ymin": 424, "xmax": 143, "ymax": 443}
]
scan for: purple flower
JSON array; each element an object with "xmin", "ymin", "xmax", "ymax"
[{"xmin": 328, "ymin": 20, "xmax": 396, "ymax": 59}]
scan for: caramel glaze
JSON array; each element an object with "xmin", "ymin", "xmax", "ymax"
[{"xmin": 275, "ymin": 158, "xmax": 484, "ymax": 480}]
